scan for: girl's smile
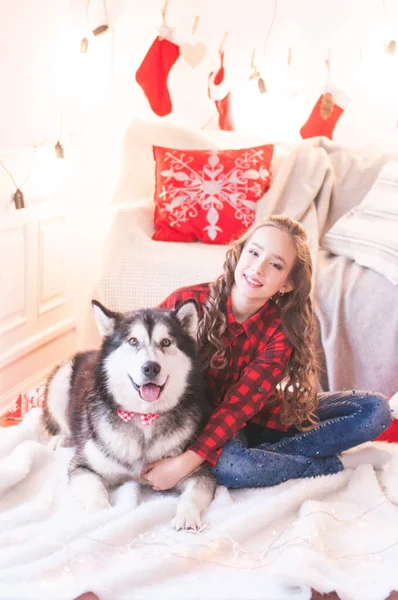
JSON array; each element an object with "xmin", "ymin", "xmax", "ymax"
[{"xmin": 243, "ymin": 272, "xmax": 262, "ymax": 287}]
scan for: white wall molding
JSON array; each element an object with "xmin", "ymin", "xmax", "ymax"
[
  {"xmin": 0, "ymin": 224, "xmax": 29, "ymax": 336},
  {"xmin": 0, "ymin": 319, "xmax": 76, "ymax": 413},
  {"xmin": 38, "ymin": 215, "xmax": 66, "ymax": 316},
  {"xmin": 0, "ymin": 317, "xmax": 76, "ymax": 370}
]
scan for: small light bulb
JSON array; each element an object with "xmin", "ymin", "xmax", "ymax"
[
  {"xmin": 258, "ymin": 77, "xmax": 267, "ymax": 94},
  {"xmin": 92, "ymin": 24, "xmax": 109, "ymax": 36},
  {"xmin": 385, "ymin": 40, "xmax": 396, "ymax": 56},
  {"xmin": 54, "ymin": 141, "xmax": 65, "ymax": 159},
  {"xmin": 13, "ymin": 189, "xmax": 25, "ymax": 210}
]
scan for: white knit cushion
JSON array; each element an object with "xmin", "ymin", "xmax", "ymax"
[
  {"xmin": 322, "ymin": 161, "xmax": 398, "ymax": 285},
  {"xmin": 97, "ymin": 200, "xmax": 227, "ymax": 312}
]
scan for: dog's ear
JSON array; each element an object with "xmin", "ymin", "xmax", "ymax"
[
  {"xmin": 91, "ymin": 300, "xmax": 118, "ymax": 337},
  {"xmin": 175, "ymin": 299, "xmax": 199, "ymax": 339}
]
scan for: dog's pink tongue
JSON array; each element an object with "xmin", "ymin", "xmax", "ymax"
[{"xmin": 140, "ymin": 383, "xmax": 160, "ymax": 402}]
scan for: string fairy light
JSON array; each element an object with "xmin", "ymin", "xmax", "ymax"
[
  {"xmin": 0, "ymin": 146, "xmax": 38, "ymax": 210},
  {"xmin": 28, "ymin": 491, "xmax": 397, "ymax": 598},
  {"xmin": 0, "ymin": 129, "xmax": 65, "ymax": 210},
  {"xmin": 49, "ymin": 497, "xmax": 396, "ymax": 579},
  {"xmin": 80, "ymin": 0, "xmax": 109, "ymax": 53}
]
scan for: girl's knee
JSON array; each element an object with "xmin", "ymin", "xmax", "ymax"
[
  {"xmin": 356, "ymin": 391, "xmax": 392, "ymax": 437},
  {"xmin": 211, "ymin": 457, "xmax": 244, "ymax": 488},
  {"xmin": 211, "ymin": 440, "xmax": 255, "ymax": 488},
  {"xmin": 212, "ymin": 464, "xmax": 235, "ymax": 487}
]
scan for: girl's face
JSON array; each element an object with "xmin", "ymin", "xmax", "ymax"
[{"xmin": 234, "ymin": 226, "xmax": 297, "ymax": 305}]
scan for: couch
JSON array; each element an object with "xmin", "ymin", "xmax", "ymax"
[{"xmin": 86, "ymin": 118, "xmax": 398, "ymax": 398}]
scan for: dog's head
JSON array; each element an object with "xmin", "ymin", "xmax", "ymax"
[{"xmin": 92, "ymin": 299, "xmax": 200, "ymax": 414}]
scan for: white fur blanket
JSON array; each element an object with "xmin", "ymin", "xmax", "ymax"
[{"xmin": 1, "ymin": 410, "xmax": 398, "ymax": 600}]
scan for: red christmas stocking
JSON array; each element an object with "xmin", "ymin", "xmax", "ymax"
[
  {"xmin": 300, "ymin": 83, "xmax": 350, "ymax": 140},
  {"xmin": 375, "ymin": 418, "xmax": 398, "ymax": 443},
  {"xmin": 208, "ymin": 51, "xmax": 234, "ymax": 131},
  {"xmin": 135, "ymin": 37, "xmax": 180, "ymax": 117},
  {"xmin": 375, "ymin": 392, "xmax": 398, "ymax": 443}
]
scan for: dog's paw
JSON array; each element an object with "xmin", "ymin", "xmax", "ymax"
[
  {"xmin": 75, "ymin": 493, "xmax": 112, "ymax": 513},
  {"xmin": 70, "ymin": 477, "xmax": 111, "ymax": 513},
  {"xmin": 171, "ymin": 507, "xmax": 203, "ymax": 531},
  {"xmin": 84, "ymin": 496, "xmax": 112, "ymax": 513}
]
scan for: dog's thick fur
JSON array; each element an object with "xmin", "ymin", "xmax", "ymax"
[{"xmin": 42, "ymin": 299, "xmax": 216, "ymax": 530}]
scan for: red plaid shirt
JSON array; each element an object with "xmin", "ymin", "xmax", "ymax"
[{"xmin": 159, "ymin": 283, "xmax": 293, "ymax": 466}]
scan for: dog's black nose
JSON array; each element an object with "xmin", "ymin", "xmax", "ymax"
[{"xmin": 141, "ymin": 361, "xmax": 161, "ymax": 379}]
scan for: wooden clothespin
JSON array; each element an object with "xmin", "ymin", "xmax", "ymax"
[
  {"xmin": 249, "ymin": 49, "xmax": 260, "ymax": 79},
  {"xmin": 192, "ymin": 15, "xmax": 199, "ymax": 35},
  {"xmin": 325, "ymin": 47, "xmax": 331, "ymax": 74},
  {"xmin": 249, "ymin": 49, "xmax": 266, "ymax": 93},
  {"xmin": 219, "ymin": 31, "xmax": 229, "ymax": 54},
  {"xmin": 161, "ymin": 0, "xmax": 170, "ymax": 25},
  {"xmin": 158, "ymin": 0, "xmax": 174, "ymax": 40}
]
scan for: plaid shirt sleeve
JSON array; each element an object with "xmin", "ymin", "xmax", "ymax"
[
  {"xmin": 158, "ymin": 290, "xmax": 180, "ymax": 309},
  {"xmin": 188, "ymin": 328, "xmax": 293, "ymax": 466},
  {"xmin": 157, "ymin": 284, "xmax": 208, "ymax": 311}
]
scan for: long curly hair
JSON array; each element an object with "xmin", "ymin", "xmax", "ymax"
[{"xmin": 197, "ymin": 215, "xmax": 319, "ymax": 431}]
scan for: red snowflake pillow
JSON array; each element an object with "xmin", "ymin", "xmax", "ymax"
[{"xmin": 152, "ymin": 144, "xmax": 274, "ymax": 244}]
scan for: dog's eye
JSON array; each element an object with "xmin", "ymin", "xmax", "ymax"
[
  {"xmin": 161, "ymin": 338, "xmax": 171, "ymax": 348},
  {"xmin": 128, "ymin": 337, "xmax": 139, "ymax": 346}
]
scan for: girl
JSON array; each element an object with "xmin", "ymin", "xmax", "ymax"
[{"xmin": 142, "ymin": 215, "xmax": 391, "ymax": 491}]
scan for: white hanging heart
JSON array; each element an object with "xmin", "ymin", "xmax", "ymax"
[{"xmin": 180, "ymin": 42, "xmax": 207, "ymax": 68}]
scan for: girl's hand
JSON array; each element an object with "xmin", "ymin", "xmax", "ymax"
[
  {"xmin": 142, "ymin": 451, "xmax": 205, "ymax": 491},
  {"xmin": 141, "ymin": 456, "xmax": 187, "ymax": 490}
]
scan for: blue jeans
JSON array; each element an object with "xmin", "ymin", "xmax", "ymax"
[{"xmin": 211, "ymin": 391, "xmax": 392, "ymax": 488}]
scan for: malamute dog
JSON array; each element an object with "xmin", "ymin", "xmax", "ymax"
[{"xmin": 42, "ymin": 299, "xmax": 216, "ymax": 530}]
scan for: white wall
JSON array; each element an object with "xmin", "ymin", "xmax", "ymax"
[
  {"xmin": 0, "ymin": 0, "xmax": 116, "ymax": 356},
  {"xmin": 110, "ymin": 0, "xmax": 398, "ymax": 151}
]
